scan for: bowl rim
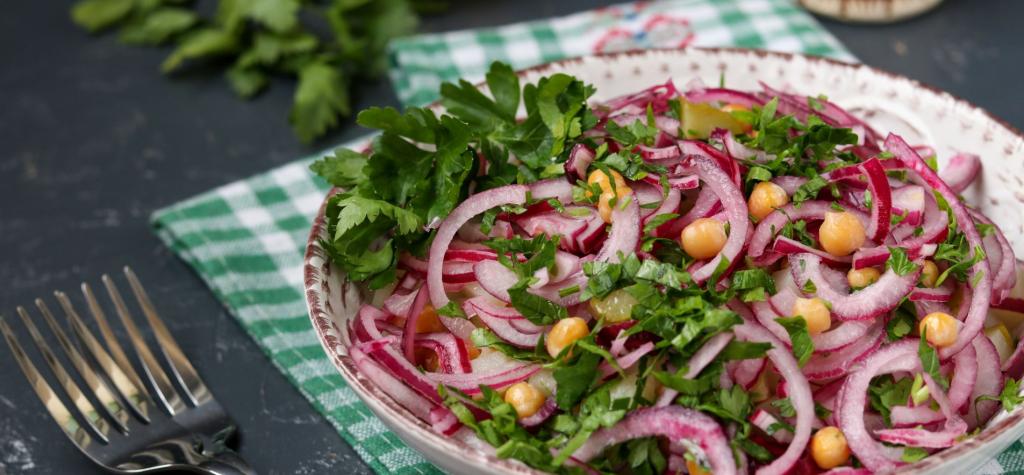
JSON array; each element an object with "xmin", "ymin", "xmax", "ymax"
[{"xmin": 303, "ymin": 46, "xmax": 1024, "ymax": 474}]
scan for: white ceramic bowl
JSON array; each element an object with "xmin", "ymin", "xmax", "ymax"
[{"xmin": 304, "ymin": 47, "xmax": 1024, "ymax": 474}]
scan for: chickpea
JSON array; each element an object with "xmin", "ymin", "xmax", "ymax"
[
  {"xmin": 748, "ymin": 181, "xmax": 790, "ymax": 221},
  {"xmin": 415, "ymin": 305, "xmax": 446, "ymax": 333},
  {"xmin": 681, "ymin": 218, "xmax": 728, "ymax": 260},
  {"xmin": 546, "ymin": 317, "xmax": 589, "ymax": 358},
  {"xmin": 811, "ymin": 426, "xmax": 851, "ymax": 469},
  {"xmin": 920, "ymin": 260, "xmax": 939, "ymax": 288},
  {"xmin": 589, "ymin": 289, "xmax": 638, "ymax": 323},
  {"xmin": 818, "ymin": 211, "xmax": 866, "ymax": 257},
  {"xmin": 503, "ymin": 382, "xmax": 546, "ymax": 419},
  {"xmin": 586, "ymin": 169, "xmax": 631, "ymax": 199},
  {"xmin": 792, "ymin": 297, "xmax": 831, "ymax": 335},
  {"xmin": 919, "ymin": 312, "xmax": 958, "ymax": 348},
  {"xmin": 847, "ymin": 267, "xmax": 881, "ymax": 289}
]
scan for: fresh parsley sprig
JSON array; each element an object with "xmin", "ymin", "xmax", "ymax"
[{"xmin": 72, "ymin": 0, "xmax": 437, "ymax": 142}]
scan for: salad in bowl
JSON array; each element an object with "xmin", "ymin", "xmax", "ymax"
[{"xmin": 306, "ymin": 59, "xmax": 1024, "ymax": 474}]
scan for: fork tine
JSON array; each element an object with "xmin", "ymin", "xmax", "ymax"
[
  {"xmin": 123, "ymin": 266, "xmax": 210, "ymax": 406},
  {"xmin": 81, "ymin": 282, "xmax": 149, "ymax": 400},
  {"xmin": 0, "ymin": 315, "xmax": 97, "ymax": 452},
  {"xmin": 102, "ymin": 274, "xmax": 186, "ymax": 416},
  {"xmin": 14, "ymin": 306, "xmax": 111, "ymax": 443},
  {"xmin": 35, "ymin": 298, "xmax": 131, "ymax": 435},
  {"xmin": 56, "ymin": 290, "xmax": 152, "ymax": 423}
]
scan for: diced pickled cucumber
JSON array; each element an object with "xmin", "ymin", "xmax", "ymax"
[{"xmin": 681, "ymin": 99, "xmax": 748, "ymax": 139}]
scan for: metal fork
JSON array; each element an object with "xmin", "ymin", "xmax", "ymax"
[{"xmin": 0, "ymin": 267, "xmax": 254, "ymax": 474}]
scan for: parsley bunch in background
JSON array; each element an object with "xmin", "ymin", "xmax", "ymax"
[{"xmin": 71, "ymin": 0, "xmax": 441, "ymax": 142}]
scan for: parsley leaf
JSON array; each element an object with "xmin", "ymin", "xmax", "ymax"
[
  {"xmin": 919, "ymin": 331, "xmax": 950, "ymax": 391},
  {"xmin": 868, "ymin": 375, "xmax": 913, "ymax": 426},
  {"xmin": 718, "ymin": 341, "xmax": 773, "ymax": 360},
  {"xmin": 792, "ymin": 175, "xmax": 828, "ymax": 206},
  {"xmin": 508, "ymin": 281, "xmax": 568, "ymax": 326},
  {"xmin": 886, "ymin": 246, "xmax": 918, "ymax": 276},
  {"xmin": 553, "ymin": 352, "xmax": 601, "ymax": 410},
  {"xmin": 978, "ymin": 377, "xmax": 1024, "ymax": 412},
  {"xmin": 775, "ymin": 317, "xmax": 814, "ymax": 366},
  {"xmin": 470, "ymin": 328, "xmax": 548, "ymax": 363},
  {"xmin": 887, "ymin": 299, "xmax": 917, "ymax": 342},
  {"xmin": 290, "ymin": 60, "xmax": 350, "ymax": 142}
]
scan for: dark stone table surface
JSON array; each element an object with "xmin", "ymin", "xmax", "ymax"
[{"xmin": 1, "ymin": 0, "xmax": 1021, "ymax": 473}]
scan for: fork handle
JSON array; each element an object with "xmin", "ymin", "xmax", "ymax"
[{"xmin": 195, "ymin": 449, "xmax": 256, "ymax": 475}]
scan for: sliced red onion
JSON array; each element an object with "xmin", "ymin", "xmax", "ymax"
[
  {"xmin": 519, "ymin": 397, "xmax": 557, "ymax": 428},
  {"xmin": 429, "ymin": 405, "xmax": 462, "ymax": 436},
  {"xmin": 685, "ymin": 87, "xmax": 764, "ymax": 108},
  {"xmin": 637, "ymin": 143, "xmax": 682, "ymax": 162},
  {"xmin": 598, "ymin": 341, "xmax": 655, "ymax": 379},
  {"xmin": 383, "ymin": 287, "xmax": 418, "ymax": 319},
  {"xmin": 851, "ymin": 191, "xmax": 948, "ymax": 269},
  {"xmin": 892, "ymin": 185, "xmax": 926, "ymax": 226},
  {"xmin": 516, "ymin": 208, "xmax": 591, "ymax": 253},
  {"xmin": 680, "ymin": 157, "xmax": 749, "ymax": 283},
  {"xmin": 732, "ymin": 321, "xmax": 813, "ymax": 475},
  {"xmin": 938, "ymin": 152, "xmax": 981, "ymax": 193},
  {"xmin": 529, "ymin": 178, "xmax": 574, "ymax": 203},
  {"xmin": 730, "ymin": 357, "xmax": 766, "ymax": 390},
  {"xmin": 749, "ymin": 201, "xmax": 867, "ymax": 259},
  {"xmin": 663, "ymin": 187, "xmax": 722, "ymax": 237},
  {"xmin": 350, "ymin": 346, "xmax": 437, "ymax": 422},
  {"xmin": 402, "ymin": 285, "xmax": 430, "ymax": 362},
  {"xmin": 463, "ymin": 297, "xmax": 544, "ymax": 348},
  {"xmin": 566, "ymin": 144, "xmax": 595, "ymax": 181},
  {"xmin": 641, "ymin": 188, "xmax": 682, "ymax": 230},
  {"xmin": 752, "ymin": 300, "xmax": 791, "ymax": 344},
  {"xmin": 595, "ymin": 196, "xmax": 640, "ymax": 263},
  {"xmin": 428, "ymin": 185, "xmax": 529, "ymax": 312},
  {"xmin": 751, "ymin": 409, "xmax": 794, "ymax": 443},
  {"xmin": 569, "ymin": 406, "xmax": 737, "ymax": 474},
  {"xmin": 428, "ymin": 359, "xmax": 539, "ymax": 395},
  {"xmin": 790, "ymin": 253, "xmax": 919, "ymax": 321},
  {"xmin": 641, "ymin": 173, "xmax": 700, "ymax": 190},
  {"xmin": 969, "ymin": 334, "xmax": 1004, "ymax": 428},
  {"xmin": 802, "ymin": 323, "xmax": 884, "ymax": 382},
  {"xmin": 679, "ymin": 139, "xmax": 742, "ymax": 187},
  {"xmin": 413, "ymin": 332, "xmax": 472, "ymax": 374},
  {"xmin": 771, "ymin": 176, "xmax": 807, "ymax": 195},
  {"xmin": 887, "ymin": 133, "xmax": 992, "ymax": 359},
  {"xmin": 860, "ymin": 158, "xmax": 893, "ymax": 243},
  {"xmin": 710, "ymin": 128, "xmax": 772, "ymax": 163},
  {"xmin": 995, "ymin": 297, "xmax": 1024, "ymax": 315},
  {"xmin": 772, "ymin": 236, "xmax": 851, "ymax": 267},
  {"xmin": 685, "ymin": 333, "xmax": 734, "ymax": 379},
  {"xmin": 891, "ymin": 342, "xmax": 977, "ymax": 427},
  {"xmin": 781, "ymin": 289, "xmax": 871, "ymax": 353},
  {"xmin": 473, "ymin": 259, "xmax": 585, "ymax": 308},
  {"xmin": 875, "ymin": 372, "xmax": 968, "ymax": 448},
  {"xmin": 599, "ymin": 80, "xmax": 677, "ymax": 118},
  {"xmin": 909, "ymin": 281, "xmax": 955, "ymax": 302},
  {"xmin": 401, "ymin": 254, "xmax": 479, "ymax": 283},
  {"xmin": 655, "ymin": 116, "xmax": 682, "ymax": 136},
  {"xmin": 839, "ymin": 340, "xmax": 921, "ymax": 472},
  {"xmin": 969, "ymin": 209, "xmax": 1017, "ymax": 304}
]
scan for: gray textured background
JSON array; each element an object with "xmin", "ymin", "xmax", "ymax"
[{"xmin": 1, "ymin": 0, "xmax": 1021, "ymax": 473}]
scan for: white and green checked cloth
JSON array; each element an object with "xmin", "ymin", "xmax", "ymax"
[{"xmin": 150, "ymin": 0, "xmax": 1024, "ymax": 473}]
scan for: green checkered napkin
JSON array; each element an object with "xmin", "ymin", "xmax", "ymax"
[{"xmin": 152, "ymin": 1, "xmax": 1024, "ymax": 473}]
